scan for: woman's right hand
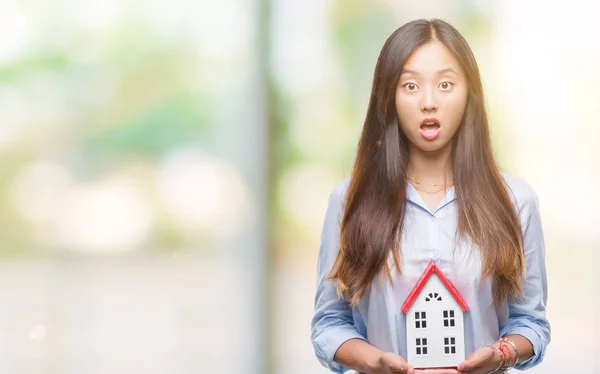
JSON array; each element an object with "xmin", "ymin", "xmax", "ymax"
[{"xmin": 372, "ymin": 352, "xmax": 415, "ymax": 374}]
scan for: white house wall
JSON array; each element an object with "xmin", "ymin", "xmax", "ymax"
[{"xmin": 405, "ymin": 273, "xmax": 465, "ymax": 368}]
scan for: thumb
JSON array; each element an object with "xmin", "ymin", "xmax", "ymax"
[
  {"xmin": 463, "ymin": 351, "xmax": 476, "ymax": 361},
  {"xmin": 457, "ymin": 347, "xmax": 486, "ymax": 372},
  {"xmin": 381, "ymin": 353, "xmax": 413, "ymax": 374}
]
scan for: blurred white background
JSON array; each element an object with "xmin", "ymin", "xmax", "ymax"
[{"xmin": 0, "ymin": 0, "xmax": 597, "ymax": 373}]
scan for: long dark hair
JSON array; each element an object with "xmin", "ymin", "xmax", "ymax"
[{"xmin": 329, "ymin": 19, "xmax": 525, "ymax": 307}]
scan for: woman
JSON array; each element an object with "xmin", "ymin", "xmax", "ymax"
[{"xmin": 310, "ymin": 19, "xmax": 550, "ymax": 374}]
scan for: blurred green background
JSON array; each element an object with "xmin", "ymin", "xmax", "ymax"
[{"xmin": 0, "ymin": 0, "xmax": 598, "ymax": 373}]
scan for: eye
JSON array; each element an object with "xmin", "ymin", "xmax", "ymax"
[
  {"xmin": 402, "ymin": 83, "xmax": 418, "ymax": 91},
  {"xmin": 439, "ymin": 81, "xmax": 454, "ymax": 90}
]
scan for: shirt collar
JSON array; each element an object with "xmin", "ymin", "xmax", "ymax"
[{"xmin": 406, "ymin": 182, "xmax": 456, "ymax": 215}]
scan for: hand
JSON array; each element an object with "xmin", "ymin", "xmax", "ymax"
[
  {"xmin": 375, "ymin": 352, "xmax": 414, "ymax": 374},
  {"xmin": 457, "ymin": 346, "xmax": 502, "ymax": 374},
  {"xmin": 414, "ymin": 368, "xmax": 464, "ymax": 374}
]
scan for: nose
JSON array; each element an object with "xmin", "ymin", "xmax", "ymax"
[{"xmin": 420, "ymin": 87, "xmax": 438, "ymax": 112}]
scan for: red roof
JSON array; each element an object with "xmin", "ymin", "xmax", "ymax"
[{"xmin": 400, "ymin": 261, "xmax": 469, "ymax": 313}]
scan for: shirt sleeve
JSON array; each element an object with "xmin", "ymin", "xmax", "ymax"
[
  {"xmin": 499, "ymin": 181, "xmax": 551, "ymax": 370},
  {"xmin": 311, "ymin": 183, "xmax": 368, "ymax": 373}
]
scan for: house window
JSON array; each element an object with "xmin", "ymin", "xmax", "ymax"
[
  {"xmin": 415, "ymin": 338, "xmax": 428, "ymax": 355},
  {"xmin": 425, "ymin": 292, "xmax": 442, "ymax": 302},
  {"xmin": 444, "ymin": 337, "xmax": 456, "ymax": 355},
  {"xmin": 443, "ymin": 310, "xmax": 455, "ymax": 327},
  {"xmin": 414, "ymin": 311, "xmax": 427, "ymax": 329}
]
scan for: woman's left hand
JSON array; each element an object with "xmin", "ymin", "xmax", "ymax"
[{"xmin": 456, "ymin": 346, "xmax": 502, "ymax": 374}]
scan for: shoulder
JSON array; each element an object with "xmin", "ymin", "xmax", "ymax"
[
  {"xmin": 500, "ymin": 171, "xmax": 540, "ymax": 215},
  {"xmin": 322, "ymin": 177, "xmax": 352, "ymax": 221},
  {"xmin": 328, "ymin": 176, "xmax": 352, "ymax": 205}
]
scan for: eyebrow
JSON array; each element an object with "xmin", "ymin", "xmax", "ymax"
[{"xmin": 401, "ymin": 67, "xmax": 459, "ymax": 76}]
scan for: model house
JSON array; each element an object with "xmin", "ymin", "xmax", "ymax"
[{"xmin": 401, "ymin": 261, "xmax": 469, "ymax": 368}]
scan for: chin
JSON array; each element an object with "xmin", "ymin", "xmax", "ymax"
[{"xmin": 414, "ymin": 139, "xmax": 450, "ymax": 153}]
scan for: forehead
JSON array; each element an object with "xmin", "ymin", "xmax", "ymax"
[{"xmin": 401, "ymin": 41, "xmax": 463, "ymax": 75}]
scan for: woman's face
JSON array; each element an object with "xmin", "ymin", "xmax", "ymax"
[{"xmin": 395, "ymin": 40, "xmax": 468, "ymax": 153}]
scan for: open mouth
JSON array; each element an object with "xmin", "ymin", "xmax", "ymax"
[
  {"xmin": 420, "ymin": 118, "xmax": 441, "ymax": 140},
  {"xmin": 420, "ymin": 122, "xmax": 441, "ymax": 132},
  {"xmin": 420, "ymin": 118, "xmax": 441, "ymax": 131}
]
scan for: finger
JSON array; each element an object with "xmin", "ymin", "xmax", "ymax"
[
  {"xmin": 388, "ymin": 359, "xmax": 409, "ymax": 373},
  {"xmin": 414, "ymin": 369, "xmax": 463, "ymax": 374},
  {"xmin": 381, "ymin": 356, "xmax": 407, "ymax": 374},
  {"xmin": 456, "ymin": 362, "xmax": 469, "ymax": 372},
  {"xmin": 458, "ymin": 360, "xmax": 486, "ymax": 372},
  {"xmin": 391, "ymin": 368, "xmax": 413, "ymax": 374},
  {"xmin": 457, "ymin": 349, "xmax": 488, "ymax": 372},
  {"xmin": 458, "ymin": 353, "xmax": 485, "ymax": 371},
  {"xmin": 457, "ymin": 360, "xmax": 478, "ymax": 372}
]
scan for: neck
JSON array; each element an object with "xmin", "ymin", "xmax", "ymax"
[{"xmin": 406, "ymin": 143, "xmax": 453, "ymax": 184}]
